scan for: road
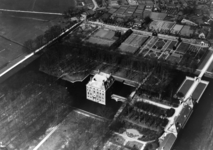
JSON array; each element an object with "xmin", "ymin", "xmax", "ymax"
[
  {"xmin": 92, "ymin": 0, "xmax": 99, "ymax": 10},
  {"xmin": 0, "ymin": 9, "xmax": 63, "ymax": 15}
]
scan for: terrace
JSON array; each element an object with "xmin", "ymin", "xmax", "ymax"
[
  {"xmin": 87, "ymin": 28, "xmax": 118, "ymax": 46},
  {"xmin": 119, "ymin": 33, "xmax": 149, "ymax": 54},
  {"xmin": 176, "ymin": 43, "xmax": 190, "ymax": 54}
]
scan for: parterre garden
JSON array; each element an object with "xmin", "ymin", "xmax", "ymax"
[{"xmin": 110, "ymin": 101, "xmax": 173, "ymax": 142}]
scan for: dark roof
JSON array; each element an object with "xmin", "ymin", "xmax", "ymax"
[
  {"xmin": 158, "ymin": 133, "xmax": 176, "ymax": 150},
  {"xmin": 176, "ymin": 105, "xmax": 192, "ymax": 128}
]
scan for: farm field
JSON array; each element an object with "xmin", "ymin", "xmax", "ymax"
[
  {"xmin": 0, "ymin": 71, "xmax": 73, "ymax": 150},
  {"xmin": 0, "ymin": 12, "xmax": 61, "ymax": 71},
  {"xmin": 0, "ymin": 36, "xmax": 23, "ymax": 69},
  {"xmin": 0, "ymin": 13, "xmax": 58, "ymax": 44},
  {"xmin": 0, "ymin": 0, "xmax": 75, "ymax": 13},
  {"xmin": 37, "ymin": 111, "xmax": 109, "ymax": 150}
]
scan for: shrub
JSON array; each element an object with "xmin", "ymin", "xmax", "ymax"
[{"xmin": 144, "ymin": 140, "xmax": 160, "ymax": 150}]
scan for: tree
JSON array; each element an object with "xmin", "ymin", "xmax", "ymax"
[
  {"xmin": 144, "ymin": 140, "xmax": 160, "ymax": 150},
  {"xmin": 35, "ymin": 35, "xmax": 45, "ymax": 48},
  {"xmin": 176, "ymin": 92, "xmax": 184, "ymax": 98},
  {"xmin": 23, "ymin": 39, "xmax": 35, "ymax": 54},
  {"xmin": 144, "ymin": 16, "xmax": 153, "ymax": 25}
]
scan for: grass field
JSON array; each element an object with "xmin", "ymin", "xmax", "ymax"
[
  {"xmin": 192, "ymin": 82, "xmax": 207, "ymax": 101},
  {"xmin": 0, "ymin": 37, "xmax": 23, "ymax": 68},
  {"xmin": 0, "ymin": 0, "xmax": 75, "ymax": 13},
  {"xmin": 177, "ymin": 78, "xmax": 194, "ymax": 96},
  {"xmin": 38, "ymin": 111, "xmax": 108, "ymax": 150},
  {"xmin": 0, "ymin": 13, "xmax": 57, "ymax": 44},
  {"xmin": 0, "ymin": 13, "xmax": 60, "ymax": 69}
]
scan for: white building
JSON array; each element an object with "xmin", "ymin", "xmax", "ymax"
[{"xmin": 86, "ymin": 72, "xmax": 114, "ymax": 105}]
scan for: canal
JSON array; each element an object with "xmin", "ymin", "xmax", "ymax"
[
  {"xmin": 60, "ymin": 75, "xmax": 135, "ymax": 119},
  {"xmin": 173, "ymin": 76, "xmax": 213, "ymax": 150}
]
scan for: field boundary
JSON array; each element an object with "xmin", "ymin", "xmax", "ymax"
[{"xmin": 0, "ymin": 9, "xmax": 63, "ymax": 15}]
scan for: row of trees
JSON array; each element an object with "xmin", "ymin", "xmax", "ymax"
[
  {"xmin": 134, "ymin": 101, "xmax": 175, "ymax": 118},
  {"xmin": 23, "ymin": 25, "xmax": 63, "ymax": 54},
  {"xmin": 122, "ymin": 105, "xmax": 168, "ymax": 132},
  {"xmin": 63, "ymin": 7, "xmax": 88, "ymax": 19}
]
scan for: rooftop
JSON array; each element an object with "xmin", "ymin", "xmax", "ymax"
[{"xmin": 87, "ymin": 72, "xmax": 114, "ymax": 90}]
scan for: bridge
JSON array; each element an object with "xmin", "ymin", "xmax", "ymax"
[{"xmin": 111, "ymin": 94, "xmax": 127, "ymax": 102}]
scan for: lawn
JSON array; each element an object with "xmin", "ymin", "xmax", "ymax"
[
  {"xmin": 0, "ymin": 0, "xmax": 75, "ymax": 13},
  {"xmin": 167, "ymin": 55, "xmax": 182, "ymax": 63},
  {"xmin": 176, "ymin": 43, "xmax": 190, "ymax": 54},
  {"xmin": 179, "ymin": 25, "xmax": 194, "ymax": 37},
  {"xmin": 167, "ymin": 41, "xmax": 177, "ymax": 50},
  {"xmin": 131, "ymin": 35, "xmax": 149, "ymax": 47},
  {"xmin": 192, "ymin": 82, "xmax": 208, "ymax": 102},
  {"xmin": 88, "ymin": 36, "xmax": 114, "ymax": 46},
  {"xmin": 176, "ymin": 78, "xmax": 194, "ymax": 96},
  {"xmin": 119, "ymin": 45, "xmax": 138, "ymax": 54}
]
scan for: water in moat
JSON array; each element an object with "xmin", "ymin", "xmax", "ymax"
[{"xmin": 59, "ymin": 75, "xmax": 135, "ymax": 119}]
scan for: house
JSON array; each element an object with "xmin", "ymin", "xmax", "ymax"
[{"xmin": 86, "ymin": 72, "xmax": 114, "ymax": 105}]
